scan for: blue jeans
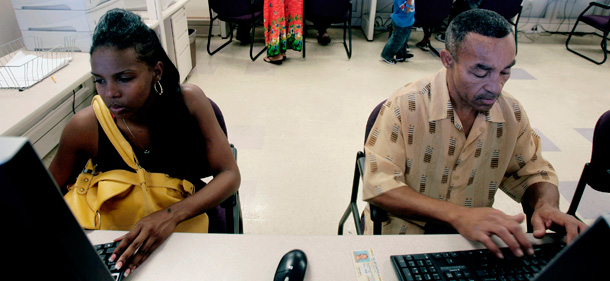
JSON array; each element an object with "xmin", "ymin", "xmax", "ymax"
[{"xmin": 381, "ymin": 23, "xmax": 413, "ymax": 61}]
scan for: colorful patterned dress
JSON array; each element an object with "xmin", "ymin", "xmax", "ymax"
[{"xmin": 264, "ymin": 0, "xmax": 303, "ymax": 57}]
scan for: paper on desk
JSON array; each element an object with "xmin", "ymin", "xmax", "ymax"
[
  {"xmin": 0, "ymin": 51, "xmax": 70, "ymax": 89},
  {"xmin": 352, "ymin": 249, "xmax": 383, "ymax": 281}
]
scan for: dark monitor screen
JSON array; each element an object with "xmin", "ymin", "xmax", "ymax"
[
  {"xmin": 0, "ymin": 137, "xmax": 114, "ymax": 281},
  {"xmin": 535, "ymin": 213, "xmax": 609, "ymax": 281}
]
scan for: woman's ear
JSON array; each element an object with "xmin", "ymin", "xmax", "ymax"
[{"xmin": 153, "ymin": 61, "xmax": 164, "ymax": 80}]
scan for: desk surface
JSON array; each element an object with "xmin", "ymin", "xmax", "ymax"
[
  {"xmin": 87, "ymin": 231, "xmax": 557, "ymax": 281},
  {"xmin": 0, "ymin": 52, "xmax": 91, "ymax": 136}
]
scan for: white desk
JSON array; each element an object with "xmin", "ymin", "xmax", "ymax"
[
  {"xmin": 86, "ymin": 231, "xmax": 557, "ymax": 281},
  {"xmin": 0, "ymin": 52, "xmax": 95, "ymax": 157}
]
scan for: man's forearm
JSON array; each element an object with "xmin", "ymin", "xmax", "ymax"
[
  {"xmin": 367, "ymin": 186, "xmax": 468, "ymax": 226},
  {"xmin": 522, "ymin": 182, "xmax": 560, "ymax": 211}
]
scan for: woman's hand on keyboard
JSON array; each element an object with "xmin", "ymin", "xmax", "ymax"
[{"xmin": 109, "ymin": 208, "xmax": 180, "ymax": 277}]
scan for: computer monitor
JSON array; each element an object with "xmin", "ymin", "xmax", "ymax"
[
  {"xmin": 0, "ymin": 136, "xmax": 114, "ymax": 281},
  {"xmin": 535, "ymin": 212, "xmax": 610, "ymax": 280}
]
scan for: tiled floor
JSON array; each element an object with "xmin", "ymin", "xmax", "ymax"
[
  {"xmin": 190, "ymin": 27, "xmax": 610, "ymax": 235},
  {"xmin": 43, "ymin": 27, "xmax": 610, "ymax": 236}
]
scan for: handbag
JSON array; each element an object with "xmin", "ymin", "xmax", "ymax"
[{"xmin": 64, "ymin": 95, "xmax": 208, "ymax": 233}]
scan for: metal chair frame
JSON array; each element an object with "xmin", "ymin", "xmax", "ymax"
[
  {"xmin": 206, "ymin": 0, "xmax": 267, "ymax": 62},
  {"xmin": 565, "ymin": 1, "xmax": 610, "ymax": 65}
]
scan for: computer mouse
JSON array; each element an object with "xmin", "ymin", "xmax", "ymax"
[{"xmin": 273, "ymin": 249, "xmax": 307, "ymax": 281}]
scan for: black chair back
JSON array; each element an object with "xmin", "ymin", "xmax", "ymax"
[
  {"xmin": 414, "ymin": 0, "xmax": 453, "ymax": 27},
  {"xmin": 479, "ymin": 0, "xmax": 523, "ymax": 22},
  {"xmin": 567, "ymin": 110, "xmax": 610, "ymax": 217},
  {"xmin": 209, "ymin": 0, "xmax": 261, "ymax": 21},
  {"xmin": 206, "ymin": 98, "xmax": 243, "ymax": 234},
  {"xmin": 302, "ymin": 0, "xmax": 353, "ymax": 59},
  {"xmin": 588, "ymin": 110, "xmax": 610, "ymax": 192},
  {"xmin": 304, "ymin": 0, "xmax": 351, "ymax": 21},
  {"xmin": 364, "ymin": 100, "xmax": 387, "ymax": 144},
  {"xmin": 364, "ymin": 101, "xmax": 389, "ymax": 234}
]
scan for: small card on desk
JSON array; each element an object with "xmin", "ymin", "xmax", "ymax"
[{"xmin": 351, "ymin": 249, "xmax": 383, "ymax": 281}]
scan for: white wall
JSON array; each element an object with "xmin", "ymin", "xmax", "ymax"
[
  {"xmin": 185, "ymin": 0, "xmax": 208, "ymax": 18},
  {"xmin": 0, "ymin": 0, "xmax": 23, "ymax": 46}
]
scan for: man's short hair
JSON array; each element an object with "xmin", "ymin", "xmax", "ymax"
[{"xmin": 445, "ymin": 9, "xmax": 513, "ymax": 60}]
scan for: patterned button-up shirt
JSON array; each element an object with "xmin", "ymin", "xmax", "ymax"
[{"xmin": 362, "ymin": 68, "xmax": 557, "ymax": 235}]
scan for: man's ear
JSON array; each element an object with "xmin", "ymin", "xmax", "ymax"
[{"xmin": 440, "ymin": 49, "xmax": 454, "ymax": 69}]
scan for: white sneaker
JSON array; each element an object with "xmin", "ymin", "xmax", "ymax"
[{"xmin": 382, "ymin": 57, "xmax": 396, "ymax": 64}]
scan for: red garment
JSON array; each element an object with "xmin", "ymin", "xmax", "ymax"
[{"xmin": 263, "ymin": 0, "xmax": 303, "ymax": 57}]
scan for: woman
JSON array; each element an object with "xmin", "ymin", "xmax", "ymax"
[
  {"xmin": 49, "ymin": 9, "xmax": 240, "ymax": 276},
  {"xmin": 263, "ymin": 0, "xmax": 303, "ymax": 64}
]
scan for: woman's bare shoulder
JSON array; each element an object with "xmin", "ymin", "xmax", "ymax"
[{"xmin": 61, "ymin": 105, "xmax": 99, "ymax": 154}]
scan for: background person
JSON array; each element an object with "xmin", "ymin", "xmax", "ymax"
[{"xmin": 263, "ymin": 0, "xmax": 304, "ymax": 64}]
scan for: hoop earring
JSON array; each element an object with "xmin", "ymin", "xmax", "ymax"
[{"xmin": 154, "ymin": 80, "xmax": 164, "ymax": 96}]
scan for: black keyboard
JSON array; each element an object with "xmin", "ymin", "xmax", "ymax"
[
  {"xmin": 391, "ymin": 242, "xmax": 565, "ymax": 281},
  {"xmin": 94, "ymin": 241, "xmax": 125, "ymax": 281}
]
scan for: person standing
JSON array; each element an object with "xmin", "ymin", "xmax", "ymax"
[
  {"xmin": 263, "ymin": 0, "xmax": 304, "ymax": 65},
  {"xmin": 381, "ymin": 0, "xmax": 415, "ymax": 64}
]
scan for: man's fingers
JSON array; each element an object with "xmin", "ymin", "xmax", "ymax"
[
  {"xmin": 565, "ymin": 219, "xmax": 587, "ymax": 244},
  {"xmin": 530, "ymin": 213, "xmax": 548, "ymax": 238},
  {"xmin": 510, "ymin": 213, "xmax": 526, "ymax": 224},
  {"xmin": 493, "ymin": 224, "xmax": 532, "ymax": 257},
  {"xmin": 477, "ymin": 234, "xmax": 504, "ymax": 259}
]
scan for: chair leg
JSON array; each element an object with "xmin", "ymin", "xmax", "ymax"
[
  {"xmin": 338, "ymin": 151, "xmax": 365, "ymax": 235},
  {"xmin": 514, "ymin": 25, "xmax": 518, "ymax": 54},
  {"xmin": 302, "ymin": 22, "xmax": 306, "ymax": 58},
  {"xmin": 343, "ymin": 19, "xmax": 352, "ymax": 59},
  {"xmin": 567, "ymin": 164, "xmax": 590, "ymax": 217},
  {"xmin": 249, "ymin": 19, "xmax": 267, "ymax": 61},
  {"xmin": 429, "ymin": 41, "xmax": 440, "ymax": 57},
  {"xmin": 373, "ymin": 213, "xmax": 382, "ymax": 235},
  {"xmin": 566, "ymin": 20, "xmax": 608, "ymax": 65},
  {"xmin": 514, "ymin": 8, "xmax": 522, "ymax": 55},
  {"xmin": 207, "ymin": 17, "xmax": 234, "ymax": 56}
]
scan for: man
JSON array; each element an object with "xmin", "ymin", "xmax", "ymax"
[{"xmin": 362, "ymin": 9, "xmax": 586, "ymax": 259}]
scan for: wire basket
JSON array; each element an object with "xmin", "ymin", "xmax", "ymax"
[{"xmin": 0, "ymin": 37, "xmax": 75, "ymax": 90}]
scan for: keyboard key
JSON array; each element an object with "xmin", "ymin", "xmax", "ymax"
[
  {"xmin": 412, "ymin": 254, "xmax": 428, "ymax": 260},
  {"xmin": 401, "ymin": 267, "xmax": 415, "ymax": 281}
]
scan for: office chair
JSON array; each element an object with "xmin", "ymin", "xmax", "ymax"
[
  {"xmin": 303, "ymin": 0, "xmax": 352, "ymax": 59},
  {"xmin": 565, "ymin": 2, "xmax": 610, "ymax": 65},
  {"xmin": 207, "ymin": 0, "xmax": 266, "ymax": 61},
  {"xmin": 338, "ymin": 100, "xmax": 387, "ymax": 235},
  {"xmin": 567, "ymin": 110, "xmax": 610, "ymax": 219},
  {"xmin": 479, "ymin": 0, "xmax": 524, "ymax": 54},
  {"xmin": 207, "ymin": 98, "xmax": 244, "ymax": 234},
  {"xmin": 412, "ymin": 0, "xmax": 453, "ymax": 57}
]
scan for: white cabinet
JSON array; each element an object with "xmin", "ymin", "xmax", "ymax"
[
  {"xmin": 166, "ymin": 6, "xmax": 192, "ymax": 82},
  {"xmin": 22, "ymin": 79, "xmax": 96, "ymax": 156},
  {"xmin": 12, "ymin": 0, "xmax": 125, "ymax": 52}
]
